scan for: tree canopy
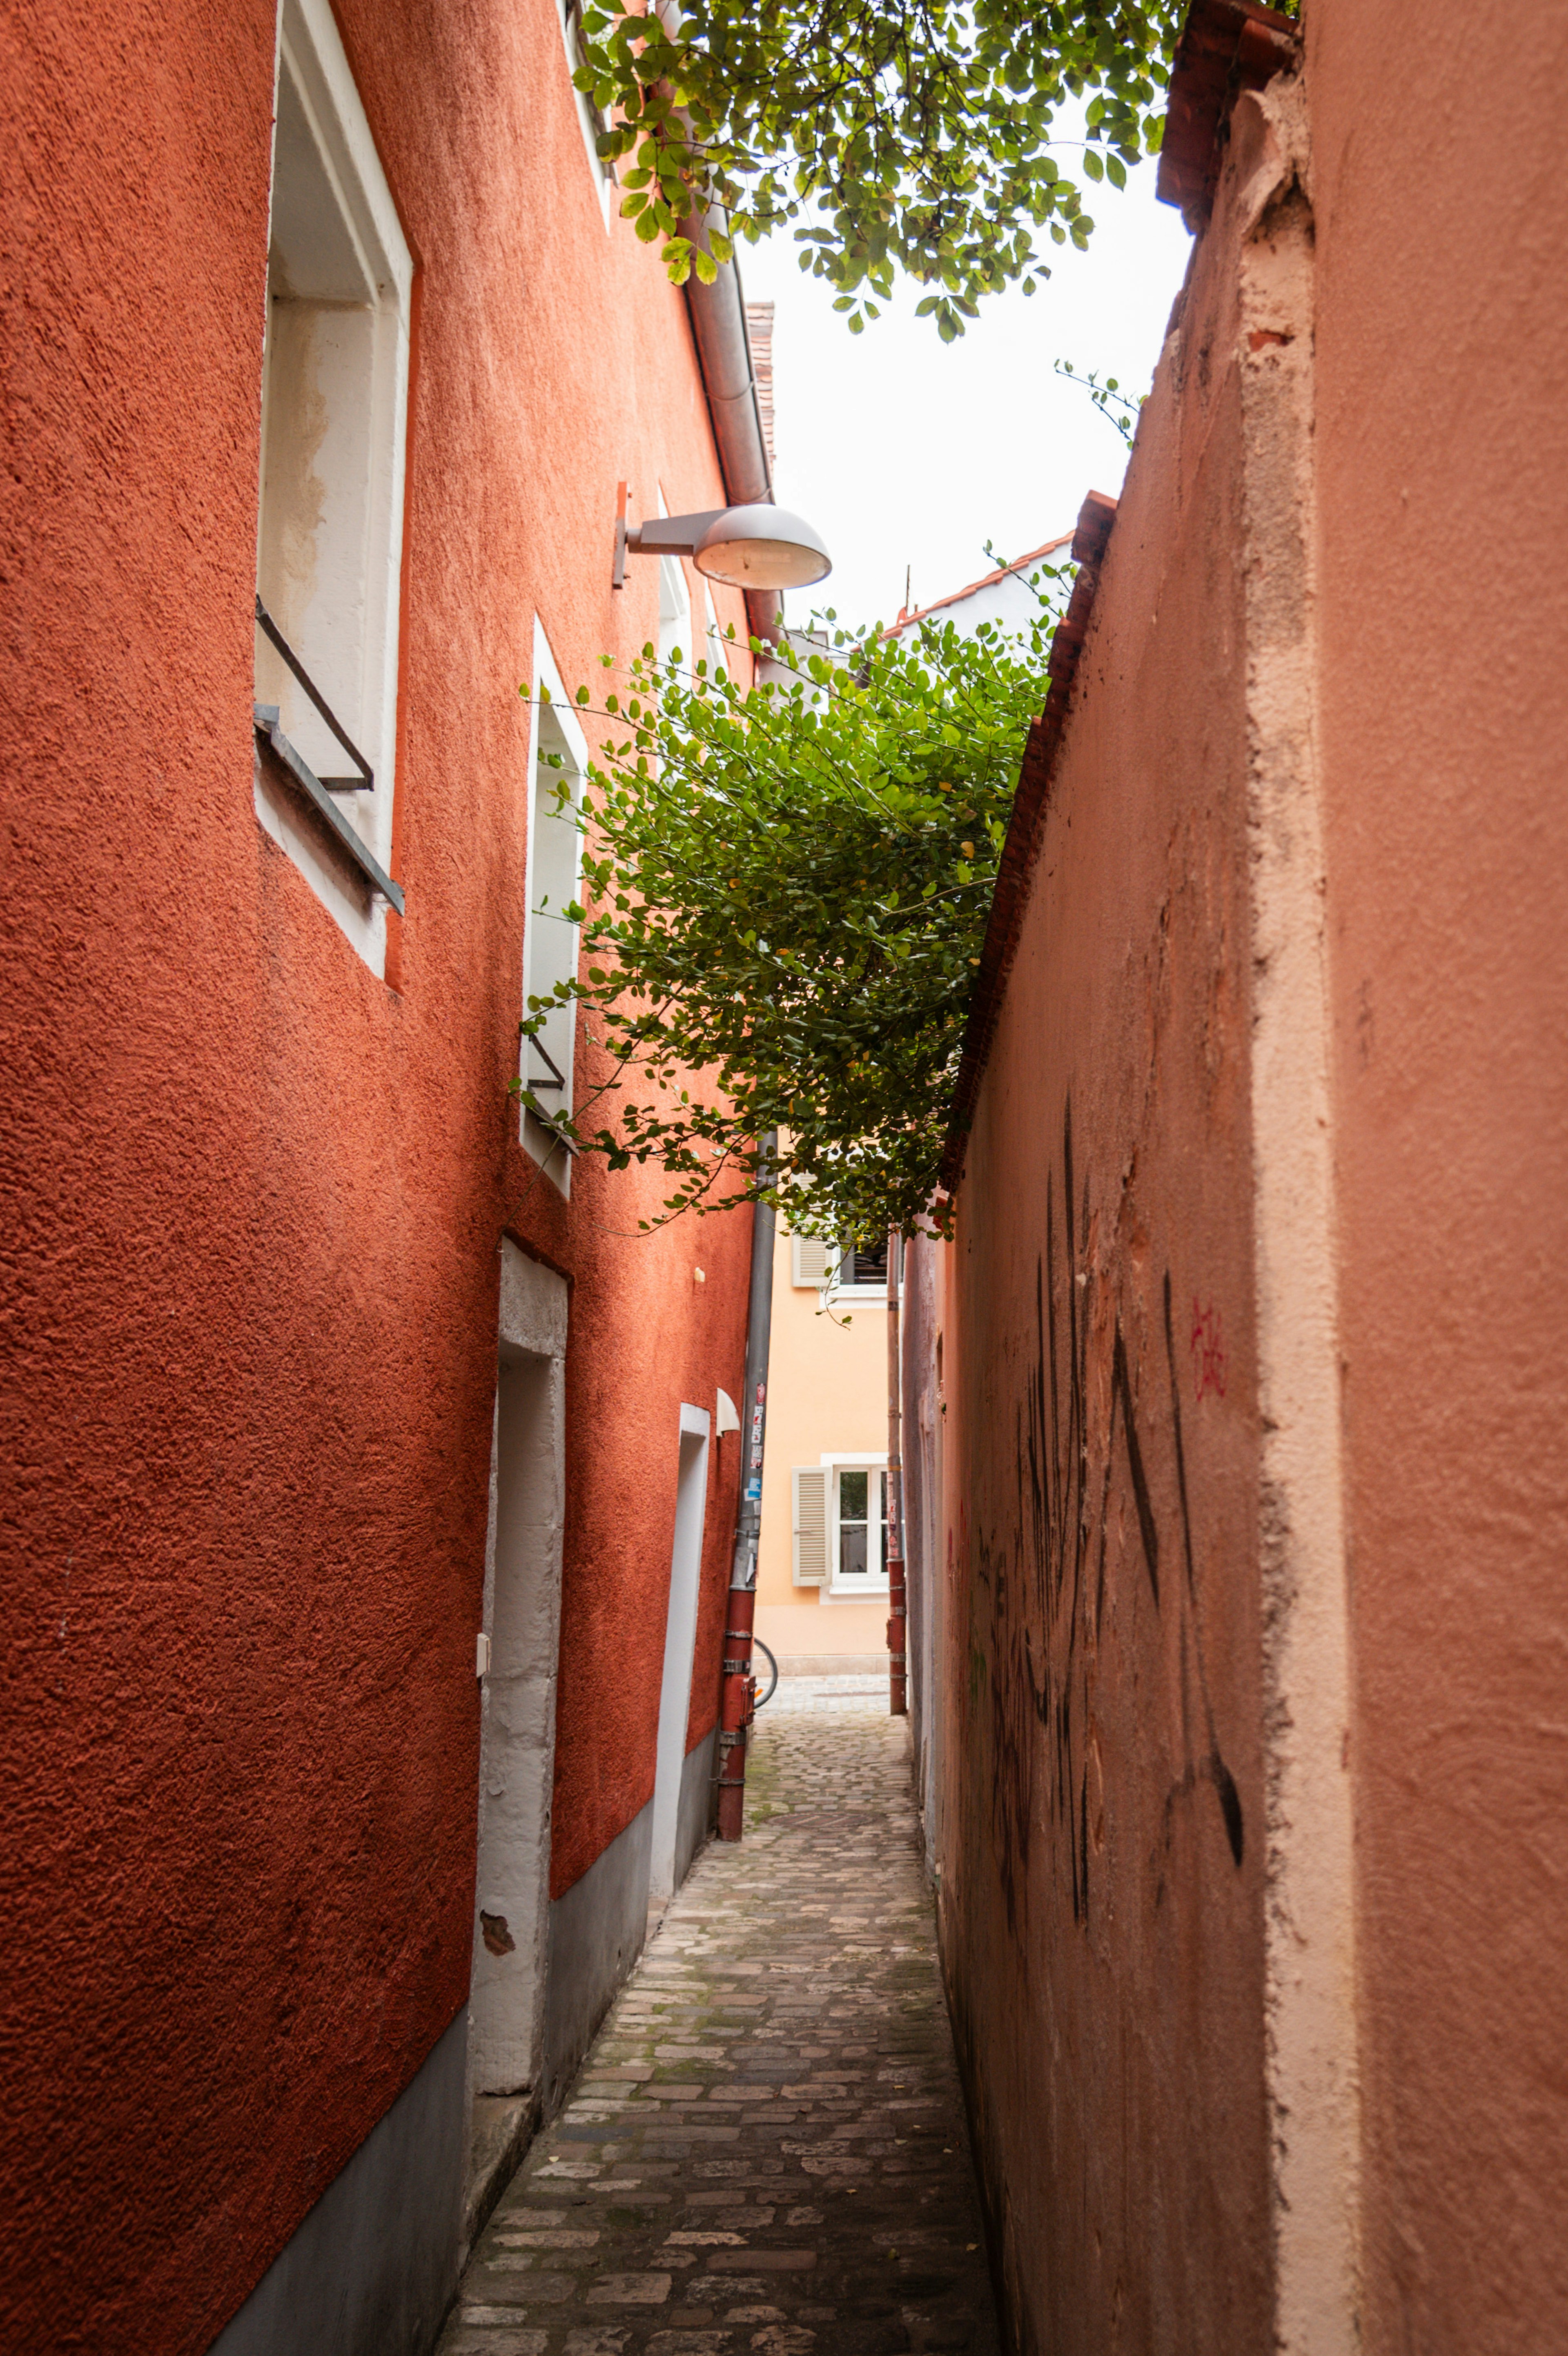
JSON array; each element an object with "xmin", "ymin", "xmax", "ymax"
[
  {"xmin": 517, "ymin": 567, "xmax": 1069, "ymax": 1243},
  {"xmin": 575, "ymin": 0, "xmax": 1184, "ymax": 338}
]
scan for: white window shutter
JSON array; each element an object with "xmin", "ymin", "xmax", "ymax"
[
  {"xmin": 791, "ymin": 1234, "xmax": 834, "ymax": 1287},
  {"xmin": 791, "ymin": 1467, "xmax": 828, "ymax": 1585}
]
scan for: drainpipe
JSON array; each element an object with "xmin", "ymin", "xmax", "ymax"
[
  {"xmin": 886, "ymin": 1229, "xmax": 907, "ymax": 1715},
  {"xmin": 647, "ymin": 0, "xmax": 779, "ymax": 646},
  {"xmin": 681, "ymin": 210, "xmax": 782, "ymax": 649},
  {"xmin": 716, "ymin": 1138, "xmax": 776, "ymax": 1839}
]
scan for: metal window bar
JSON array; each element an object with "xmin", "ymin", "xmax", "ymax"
[
  {"xmin": 252, "ymin": 597, "xmax": 403, "ymax": 913},
  {"xmin": 526, "ymin": 1035, "xmax": 567, "ymax": 1092},
  {"xmin": 254, "ymin": 596, "xmax": 375, "ymax": 792}
]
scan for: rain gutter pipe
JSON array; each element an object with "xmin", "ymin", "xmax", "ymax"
[
  {"xmin": 681, "ymin": 208, "xmax": 781, "ymax": 649},
  {"xmin": 716, "ymin": 1137, "xmax": 776, "ymax": 1840},
  {"xmin": 648, "ymin": 0, "xmax": 780, "ymax": 657}
]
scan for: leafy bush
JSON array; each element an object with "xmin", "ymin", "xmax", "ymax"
[{"xmin": 516, "ymin": 566, "xmax": 1068, "ymax": 1241}]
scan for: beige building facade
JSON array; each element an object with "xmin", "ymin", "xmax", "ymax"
[{"xmin": 753, "ymin": 1227, "xmax": 893, "ymax": 1670}]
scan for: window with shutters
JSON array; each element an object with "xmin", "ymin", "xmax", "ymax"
[
  {"xmin": 792, "ymin": 1456, "xmax": 889, "ymax": 1592},
  {"xmin": 788, "ymin": 1230, "xmax": 897, "ymax": 1296}
]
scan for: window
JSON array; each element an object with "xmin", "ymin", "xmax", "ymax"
[
  {"xmin": 702, "ymin": 588, "xmax": 731, "ymax": 690},
  {"xmin": 788, "ymin": 1232, "xmax": 898, "ymax": 1294},
  {"xmin": 792, "ymin": 1458, "xmax": 889, "ymax": 1592},
  {"xmin": 557, "ymin": 0, "xmax": 615, "ymax": 221},
  {"xmin": 520, "ymin": 629, "xmax": 588, "ymax": 1193},
  {"xmin": 658, "ymin": 551, "xmax": 692, "ymax": 684},
  {"xmin": 253, "ymin": 0, "xmax": 412, "ymax": 974}
]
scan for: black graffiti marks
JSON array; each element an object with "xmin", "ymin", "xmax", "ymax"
[
  {"xmin": 1111, "ymin": 1324, "xmax": 1159, "ymax": 1608},
  {"xmin": 979, "ymin": 1095, "xmax": 1244, "ymax": 1951},
  {"xmin": 1161, "ymin": 1269, "xmax": 1244, "ymax": 1868}
]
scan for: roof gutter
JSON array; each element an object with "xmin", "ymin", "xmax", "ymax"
[{"xmin": 682, "ymin": 206, "xmax": 781, "ymax": 646}]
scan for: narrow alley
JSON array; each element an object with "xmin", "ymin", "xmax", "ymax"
[{"xmin": 439, "ymin": 1684, "xmax": 999, "ymax": 2356}]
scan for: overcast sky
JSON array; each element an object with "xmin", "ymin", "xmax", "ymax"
[{"xmin": 740, "ymin": 137, "xmax": 1195, "ymax": 634}]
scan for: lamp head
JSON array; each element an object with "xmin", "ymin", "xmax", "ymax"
[{"xmin": 693, "ymin": 504, "xmax": 832, "ymax": 592}]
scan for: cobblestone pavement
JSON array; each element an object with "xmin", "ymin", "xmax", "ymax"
[{"xmin": 439, "ymin": 1693, "xmax": 1000, "ymax": 2356}]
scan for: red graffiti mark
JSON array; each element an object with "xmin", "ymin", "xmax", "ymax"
[{"xmin": 1191, "ymin": 1297, "xmax": 1227, "ymax": 1402}]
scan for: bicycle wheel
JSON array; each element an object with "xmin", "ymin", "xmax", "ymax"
[{"xmin": 750, "ymin": 1636, "xmax": 779, "ymax": 1709}]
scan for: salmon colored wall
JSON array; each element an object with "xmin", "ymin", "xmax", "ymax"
[
  {"xmin": 1308, "ymin": 4, "xmax": 1568, "ymax": 2345},
  {"xmin": 934, "ymin": 162, "xmax": 1272, "ymax": 2351},
  {"xmin": 0, "ymin": 1, "xmax": 751, "ymax": 2346},
  {"xmin": 754, "ymin": 1225, "xmax": 891, "ymax": 1661}
]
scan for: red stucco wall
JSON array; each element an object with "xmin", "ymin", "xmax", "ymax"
[
  {"xmin": 1309, "ymin": 4, "xmax": 1568, "ymax": 2346},
  {"xmin": 1, "ymin": 1, "xmax": 751, "ymax": 2345},
  {"xmin": 933, "ymin": 171, "xmax": 1271, "ymax": 2352}
]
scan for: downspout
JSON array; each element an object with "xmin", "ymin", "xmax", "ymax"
[
  {"xmin": 716, "ymin": 1137, "xmax": 776, "ymax": 1839},
  {"xmin": 885, "ymin": 1230, "xmax": 907, "ymax": 1715},
  {"xmin": 682, "ymin": 209, "xmax": 782, "ymax": 648}
]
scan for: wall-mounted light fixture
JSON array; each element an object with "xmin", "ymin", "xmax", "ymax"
[{"xmin": 612, "ymin": 481, "xmax": 831, "ymax": 594}]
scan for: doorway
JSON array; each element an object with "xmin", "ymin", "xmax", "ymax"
[
  {"xmin": 648, "ymin": 1403, "xmax": 711, "ymax": 1903},
  {"xmin": 468, "ymin": 1244, "xmax": 568, "ymax": 2143}
]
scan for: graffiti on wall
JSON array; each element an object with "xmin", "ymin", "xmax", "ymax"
[{"xmin": 968, "ymin": 1098, "xmax": 1244, "ymax": 1944}]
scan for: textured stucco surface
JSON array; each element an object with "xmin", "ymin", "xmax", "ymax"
[
  {"xmin": 0, "ymin": 2, "xmax": 750, "ymax": 2346},
  {"xmin": 933, "ymin": 145, "xmax": 1273, "ymax": 2353},
  {"xmin": 1307, "ymin": 4, "xmax": 1568, "ymax": 2347}
]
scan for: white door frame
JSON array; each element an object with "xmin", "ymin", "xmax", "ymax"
[{"xmin": 648, "ymin": 1403, "xmax": 711, "ymax": 1901}]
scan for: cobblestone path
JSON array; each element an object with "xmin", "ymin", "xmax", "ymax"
[{"xmin": 439, "ymin": 1692, "xmax": 1000, "ymax": 2356}]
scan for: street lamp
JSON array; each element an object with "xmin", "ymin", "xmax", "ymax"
[{"xmin": 612, "ymin": 485, "xmax": 831, "ymax": 592}]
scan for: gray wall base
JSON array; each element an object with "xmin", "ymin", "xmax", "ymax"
[
  {"xmin": 209, "ymin": 2005, "xmax": 467, "ymax": 2356},
  {"xmin": 541, "ymin": 1799, "xmax": 653, "ymax": 2116},
  {"xmin": 674, "ymin": 1723, "xmax": 718, "ymax": 1894}
]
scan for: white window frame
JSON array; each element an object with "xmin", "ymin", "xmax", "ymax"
[
  {"xmin": 519, "ymin": 623, "xmax": 589, "ymax": 1196},
  {"xmin": 787, "ymin": 1232, "xmax": 888, "ymax": 1297},
  {"xmin": 822, "ymin": 1452, "xmax": 889, "ymax": 1598},
  {"xmin": 253, "ymin": 0, "xmax": 412, "ymax": 977},
  {"xmin": 702, "ymin": 587, "xmax": 731, "ymax": 690},
  {"xmin": 556, "ymin": 0, "xmax": 615, "ymax": 226}
]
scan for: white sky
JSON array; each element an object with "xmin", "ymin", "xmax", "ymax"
[{"xmin": 739, "ymin": 139, "xmax": 1195, "ymax": 634}]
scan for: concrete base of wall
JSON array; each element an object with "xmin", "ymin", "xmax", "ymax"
[
  {"xmin": 674, "ymin": 1724, "xmax": 718, "ymax": 1894},
  {"xmin": 463, "ymin": 2089, "xmax": 539, "ymax": 2254},
  {"xmin": 208, "ymin": 2006, "xmax": 467, "ymax": 2356},
  {"xmin": 541, "ymin": 1799, "xmax": 653, "ymax": 2117}
]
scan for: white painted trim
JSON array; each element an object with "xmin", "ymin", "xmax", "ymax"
[
  {"xmin": 649, "ymin": 1412, "xmax": 711, "ymax": 1899},
  {"xmin": 519, "ymin": 619, "xmax": 589, "ymax": 1195},
  {"xmin": 554, "ymin": 0, "xmax": 614, "ymax": 229},
  {"xmin": 1234, "ymin": 78, "xmax": 1361, "ymax": 2356},
  {"xmin": 820, "ymin": 1452, "xmax": 890, "ymax": 1597},
  {"xmin": 468, "ymin": 1243, "xmax": 570, "ymax": 2100},
  {"xmin": 253, "ymin": 0, "xmax": 412, "ymax": 976}
]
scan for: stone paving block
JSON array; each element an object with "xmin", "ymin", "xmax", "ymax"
[{"xmin": 438, "ymin": 1699, "xmax": 998, "ymax": 2355}]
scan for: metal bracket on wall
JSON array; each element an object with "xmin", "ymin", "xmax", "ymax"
[
  {"xmin": 254, "ymin": 596, "xmax": 374, "ymax": 792},
  {"xmin": 253, "ymin": 706, "xmax": 405, "ymax": 915}
]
